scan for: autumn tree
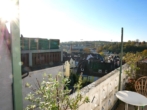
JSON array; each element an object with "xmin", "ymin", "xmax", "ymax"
[
  {"xmin": 142, "ymin": 49, "xmax": 147, "ymax": 58},
  {"xmin": 83, "ymin": 48, "xmax": 90, "ymax": 53},
  {"xmin": 124, "ymin": 52, "xmax": 142, "ymax": 79},
  {"xmin": 99, "ymin": 52, "xmax": 105, "ymax": 57},
  {"xmin": 96, "ymin": 46, "xmax": 103, "ymax": 53}
]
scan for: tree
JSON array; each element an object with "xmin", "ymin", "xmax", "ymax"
[
  {"xmin": 130, "ymin": 41, "xmax": 135, "ymax": 46},
  {"xmin": 142, "ymin": 49, "xmax": 147, "ymax": 58},
  {"xmin": 99, "ymin": 52, "xmax": 105, "ymax": 57},
  {"xmin": 128, "ymin": 40, "xmax": 132, "ymax": 43},
  {"xmin": 83, "ymin": 48, "xmax": 90, "ymax": 53},
  {"xmin": 136, "ymin": 39, "xmax": 139, "ymax": 43},
  {"xmin": 96, "ymin": 46, "xmax": 103, "ymax": 53},
  {"xmin": 142, "ymin": 41, "xmax": 146, "ymax": 45},
  {"xmin": 124, "ymin": 52, "xmax": 142, "ymax": 79}
]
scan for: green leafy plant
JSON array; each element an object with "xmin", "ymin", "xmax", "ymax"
[
  {"xmin": 25, "ymin": 73, "xmax": 89, "ymax": 110},
  {"xmin": 124, "ymin": 52, "xmax": 142, "ymax": 79},
  {"xmin": 124, "ymin": 52, "xmax": 143, "ymax": 91},
  {"xmin": 125, "ymin": 79, "xmax": 136, "ymax": 91}
]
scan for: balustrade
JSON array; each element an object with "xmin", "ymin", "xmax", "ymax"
[{"xmin": 69, "ymin": 64, "xmax": 129, "ymax": 110}]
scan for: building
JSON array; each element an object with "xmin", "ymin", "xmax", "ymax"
[{"xmin": 21, "ymin": 37, "xmax": 63, "ymax": 71}]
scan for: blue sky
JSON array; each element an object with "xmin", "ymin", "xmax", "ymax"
[{"xmin": 19, "ymin": 0, "xmax": 147, "ymax": 42}]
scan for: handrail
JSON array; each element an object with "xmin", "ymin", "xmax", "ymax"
[{"xmin": 22, "ymin": 72, "xmax": 29, "ymax": 79}]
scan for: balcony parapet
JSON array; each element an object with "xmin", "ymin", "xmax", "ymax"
[{"xmin": 70, "ymin": 64, "xmax": 129, "ymax": 110}]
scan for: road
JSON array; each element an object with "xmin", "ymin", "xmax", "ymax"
[{"xmin": 22, "ymin": 65, "xmax": 64, "ymax": 109}]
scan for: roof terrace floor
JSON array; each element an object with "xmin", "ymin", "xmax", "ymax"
[{"xmin": 116, "ymin": 101, "xmax": 147, "ymax": 110}]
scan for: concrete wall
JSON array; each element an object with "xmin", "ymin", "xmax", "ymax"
[
  {"xmin": 0, "ymin": 23, "xmax": 13, "ymax": 110},
  {"xmin": 22, "ymin": 62, "xmax": 129, "ymax": 110},
  {"xmin": 71, "ymin": 64, "xmax": 129, "ymax": 110}
]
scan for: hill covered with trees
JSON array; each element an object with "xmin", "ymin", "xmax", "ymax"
[
  {"xmin": 97, "ymin": 40, "xmax": 147, "ymax": 54},
  {"xmin": 61, "ymin": 40, "xmax": 147, "ymax": 54}
]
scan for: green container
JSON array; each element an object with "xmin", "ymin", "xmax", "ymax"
[
  {"xmin": 20, "ymin": 38, "xmax": 23, "ymax": 50},
  {"xmin": 38, "ymin": 39, "xmax": 49, "ymax": 50},
  {"xmin": 21, "ymin": 38, "xmax": 29, "ymax": 50},
  {"xmin": 88, "ymin": 62, "xmax": 107, "ymax": 72},
  {"xmin": 49, "ymin": 39, "xmax": 59, "ymax": 49},
  {"xmin": 30, "ymin": 38, "xmax": 38, "ymax": 50}
]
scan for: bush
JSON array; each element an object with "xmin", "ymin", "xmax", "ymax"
[
  {"xmin": 125, "ymin": 79, "xmax": 136, "ymax": 91},
  {"xmin": 25, "ymin": 73, "xmax": 89, "ymax": 110},
  {"xmin": 124, "ymin": 52, "xmax": 142, "ymax": 79}
]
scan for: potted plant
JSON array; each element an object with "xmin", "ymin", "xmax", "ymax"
[{"xmin": 124, "ymin": 52, "xmax": 142, "ymax": 91}]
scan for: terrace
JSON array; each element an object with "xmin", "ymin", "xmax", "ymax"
[
  {"xmin": 64, "ymin": 58, "xmax": 147, "ymax": 110},
  {"xmin": 22, "ymin": 63, "xmax": 128, "ymax": 110},
  {"xmin": 1, "ymin": 24, "xmax": 147, "ymax": 110},
  {"xmin": 63, "ymin": 61, "xmax": 128, "ymax": 110},
  {"xmin": 21, "ymin": 53, "xmax": 147, "ymax": 110},
  {"xmin": 24, "ymin": 58, "xmax": 147, "ymax": 110},
  {"xmin": 1, "ymin": 1, "xmax": 147, "ymax": 110}
]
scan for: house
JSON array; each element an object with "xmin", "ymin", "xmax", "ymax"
[{"xmin": 21, "ymin": 37, "xmax": 63, "ymax": 71}]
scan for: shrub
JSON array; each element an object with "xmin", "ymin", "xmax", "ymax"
[
  {"xmin": 25, "ymin": 73, "xmax": 89, "ymax": 110},
  {"xmin": 124, "ymin": 52, "xmax": 142, "ymax": 79}
]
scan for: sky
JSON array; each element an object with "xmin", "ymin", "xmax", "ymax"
[{"xmin": 19, "ymin": 0, "xmax": 147, "ymax": 42}]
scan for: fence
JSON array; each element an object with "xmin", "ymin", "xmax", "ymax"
[{"xmin": 136, "ymin": 61, "xmax": 147, "ymax": 77}]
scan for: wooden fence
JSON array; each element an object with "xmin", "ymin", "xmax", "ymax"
[{"xmin": 136, "ymin": 62, "xmax": 147, "ymax": 77}]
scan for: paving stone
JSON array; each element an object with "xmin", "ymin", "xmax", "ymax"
[{"xmin": 116, "ymin": 102, "xmax": 147, "ymax": 110}]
